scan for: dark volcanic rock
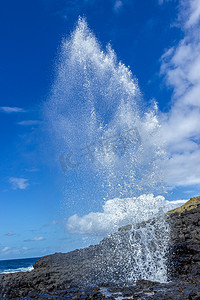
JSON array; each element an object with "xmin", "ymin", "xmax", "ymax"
[
  {"xmin": 168, "ymin": 196, "xmax": 200, "ymax": 279},
  {"xmin": 0, "ymin": 196, "xmax": 200, "ymax": 299}
]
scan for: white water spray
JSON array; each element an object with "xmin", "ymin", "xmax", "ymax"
[{"xmin": 44, "ymin": 17, "xmax": 170, "ymax": 283}]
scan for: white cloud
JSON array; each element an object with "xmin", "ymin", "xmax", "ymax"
[
  {"xmin": 24, "ymin": 236, "xmax": 45, "ymax": 242},
  {"xmin": 9, "ymin": 177, "xmax": 29, "ymax": 190},
  {"xmin": 66, "ymin": 195, "xmax": 187, "ymax": 236},
  {"xmin": 158, "ymin": 0, "xmax": 172, "ymax": 5},
  {"xmin": 114, "ymin": 0, "xmax": 123, "ymax": 12},
  {"xmin": 1, "ymin": 246, "xmax": 11, "ymax": 253},
  {"xmin": 160, "ymin": 0, "xmax": 200, "ymax": 187},
  {"xmin": 25, "ymin": 168, "xmax": 40, "ymax": 172},
  {"xmin": 0, "ymin": 246, "xmax": 31, "ymax": 257},
  {"xmin": 184, "ymin": 0, "xmax": 200, "ymax": 28},
  {"xmin": 17, "ymin": 120, "xmax": 41, "ymax": 126},
  {"xmin": 0, "ymin": 246, "xmax": 20, "ymax": 255},
  {"xmin": 45, "ymin": 220, "xmax": 60, "ymax": 226},
  {"xmin": 22, "ymin": 247, "xmax": 29, "ymax": 250},
  {"xmin": 0, "ymin": 106, "xmax": 26, "ymax": 113},
  {"xmin": 32, "ymin": 236, "xmax": 45, "ymax": 241},
  {"xmin": 5, "ymin": 232, "xmax": 14, "ymax": 236}
]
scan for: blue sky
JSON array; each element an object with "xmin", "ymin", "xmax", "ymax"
[{"xmin": 1, "ymin": 0, "xmax": 200, "ymax": 260}]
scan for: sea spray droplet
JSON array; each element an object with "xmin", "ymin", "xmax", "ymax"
[
  {"xmin": 44, "ymin": 17, "xmax": 170, "ymax": 283},
  {"xmin": 44, "ymin": 17, "xmax": 167, "ymax": 197}
]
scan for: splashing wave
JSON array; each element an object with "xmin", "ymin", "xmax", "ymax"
[{"xmin": 44, "ymin": 17, "xmax": 172, "ymax": 283}]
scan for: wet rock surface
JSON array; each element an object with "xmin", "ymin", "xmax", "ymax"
[
  {"xmin": 1, "ymin": 276, "xmax": 200, "ymax": 299},
  {"xmin": 0, "ymin": 196, "xmax": 200, "ymax": 299}
]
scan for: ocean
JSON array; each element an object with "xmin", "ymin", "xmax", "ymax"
[{"xmin": 0, "ymin": 257, "xmax": 39, "ymax": 274}]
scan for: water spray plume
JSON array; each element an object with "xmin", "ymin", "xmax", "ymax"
[{"xmin": 44, "ymin": 17, "xmax": 170, "ymax": 283}]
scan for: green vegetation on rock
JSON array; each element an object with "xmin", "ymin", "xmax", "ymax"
[{"xmin": 167, "ymin": 195, "xmax": 200, "ymax": 215}]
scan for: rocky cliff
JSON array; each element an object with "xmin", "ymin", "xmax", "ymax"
[
  {"xmin": 168, "ymin": 196, "xmax": 200, "ymax": 279},
  {"xmin": 0, "ymin": 196, "xmax": 199, "ymax": 299}
]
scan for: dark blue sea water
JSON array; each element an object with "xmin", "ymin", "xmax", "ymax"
[{"xmin": 0, "ymin": 257, "xmax": 39, "ymax": 274}]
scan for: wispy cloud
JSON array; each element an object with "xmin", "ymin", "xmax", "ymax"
[
  {"xmin": 1, "ymin": 246, "xmax": 11, "ymax": 253},
  {"xmin": 9, "ymin": 177, "xmax": 29, "ymax": 190},
  {"xmin": 114, "ymin": 0, "xmax": 123, "ymax": 12},
  {"xmin": 160, "ymin": 0, "xmax": 200, "ymax": 187},
  {"xmin": 0, "ymin": 246, "xmax": 20, "ymax": 255},
  {"xmin": 24, "ymin": 236, "xmax": 45, "ymax": 242},
  {"xmin": 158, "ymin": 0, "xmax": 172, "ymax": 5},
  {"xmin": 43, "ymin": 0, "xmax": 124, "ymax": 20},
  {"xmin": 25, "ymin": 168, "xmax": 40, "ymax": 172},
  {"xmin": 17, "ymin": 120, "xmax": 41, "ymax": 126},
  {"xmin": 184, "ymin": 0, "xmax": 200, "ymax": 28},
  {"xmin": 0, "ymin": 106, "xmax": 26, "ymax": 113},
  {"xmin": 44, "ymin": 220, "xmax": 61, "ymax": 227},
  {"xmin": 22, "ymin": 247, "xmax": 29, "ymax": 251},
  {"xmin": 0, "ymin": 246, "xmax": 30, "ymax": 256},
  {"xmin": 5, "ymin": 232, "xmax": 14, "ymax": 236}
]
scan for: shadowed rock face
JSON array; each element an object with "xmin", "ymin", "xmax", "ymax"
[
  {"xmin": 0, "ymin": 197, "xmax": 200, "ymax": 299},
  {"xmin": 168, "ymin": 196, "xmax": 200, "ymax": 279}
]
